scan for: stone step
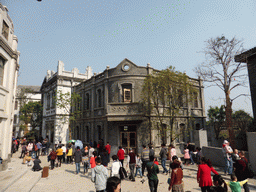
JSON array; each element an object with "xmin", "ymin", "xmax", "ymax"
[{"xmin": 5, "ymin": 170, "xmax": 41, "ymax": 192}]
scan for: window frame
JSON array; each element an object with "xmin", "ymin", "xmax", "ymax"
[
  {"xmin": 2, "ymin": 20, "xmax": 9, "ymax": 40},
  {"xmin": 0, "ymin": 56, "xmax": 6, "ymax": 86}
]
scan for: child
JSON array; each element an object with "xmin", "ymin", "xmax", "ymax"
[
  {"xmin": 82, "ymin": 150, "xmax": 90, "ymax": 174},
  {"xmin": 91, "ymin": 157, "xmax": 108, "ymax": 192},
  {"xmin": 209, "ymin": 174, "xmax": 227, "ymax": 192},
  {"xmin": 225, "ymin": 174, "xmax": 248, "ymax": 192},
  {"xmin": 135, "ymin": 154, "xmax": 142, "ymax": 178},
  {"xmin": 90, "ymin": 151, "xmax": 97, "ymax": 169},
  {"xmin": 184, "ymin": 146, "xmax": 190, "ymax": 165},
  {"xmin": 232, "ymin": 149, "xmax": 240, "ymax": 161}
]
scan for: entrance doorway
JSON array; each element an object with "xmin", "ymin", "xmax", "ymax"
[{"xmin": 120, "ymin": 125, "xmax": 136, "ymax": 154}]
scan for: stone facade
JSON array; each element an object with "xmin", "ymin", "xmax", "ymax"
[
  {"xmin": 0, "ymin": 3, "xmax": 20, "ymax": 171},
  {"xmin": 73, "ymin": 59, "xmax": 206, "ymax": 156},
  {"xmin": 235, "ymin": 48, "xmax": 256, "ymax": 119},
  {"xmin": 40, "ymin": 61, "xmax": 92, "ymax": 144}
]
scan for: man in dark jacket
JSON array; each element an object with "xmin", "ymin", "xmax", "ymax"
[
  {"xmin": 234, "ymin": 151, "xmax": 250, "ymax": 192},
  {"xmin": 146, "ymin": 156, "xmax": 159, "ymax": 192},
  {"xmin": 159, "ymin": 143, "xmax": 168, "ymax": 174},
  {"xmin": 149, "ymin": 144, "xmax": 154, "ymax": 160},
  {"xmin": 127, "ymin": 148, "xmax": 136, "ymax": 181},
  {"xmin": 74, "ymin": 146, "xmax": 82, "ymax": 174}
]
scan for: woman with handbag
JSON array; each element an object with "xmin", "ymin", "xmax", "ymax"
[
  {"xmin": 197, "ymin": 157, "xmax": 219, "ymax": 192},
  {"xmin": 168, "ymin": 160, "xmax": 184, "ymax": 192}
]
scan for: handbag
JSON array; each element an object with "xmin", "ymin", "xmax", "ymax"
[
  {"xmin": 119, "ymin": 167, "xmax": 127, "ymax": 180},
  {"xmin": 167, "ymin": 178, "xmax": 171, "ymax": 184}
]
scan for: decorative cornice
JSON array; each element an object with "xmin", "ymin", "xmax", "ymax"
[{"xmin": 0, "ymin": 36, "xmax": 18, "ymax": 60}]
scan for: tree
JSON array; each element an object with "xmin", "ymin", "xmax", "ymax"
[
  {"xmin": 142, "ymin": 66, "xmax": 197, "ymax": 144},
  {"xmin": 207, "ymin": 105, "xmax": 225, "ymax": 139},
  {"xmin": 19, "ymin": 101, "xmax": 43, "ymax": 138},
  {"xmin": 232, "ymin": 110, "xmax": 253, "ymax": 132},
  {"xmin": 195, "ymin": 35, "xmax": 247, "ymax": 148},
  {"xmin": 55, "ymin": 90, "xmax": 82, "ymax": 140}
]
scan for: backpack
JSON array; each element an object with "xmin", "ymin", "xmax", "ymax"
[{"xmin": 241, "ymin": 158, "xmax": 254, "ymax": 178}]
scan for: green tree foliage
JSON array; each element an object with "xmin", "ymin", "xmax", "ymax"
[
  {"xmin": 142, "ymin": 66, "xmax": 197, "ymax": 143},
  {"xmin": 207, "ymin": 105, "xmax": 225, "ymax": 139},
  {"xmin": 232, "ymin": 110, "xmax": 253, "ymax": 132},
  {"xmin": 55, "ymin": 90, "xmax": 82, "ymax": 140},
  {"xmin": 19, "ymin": 101, "xmax": 43, "ymax": 137},
  {"xmin": 195, "ymin": 35, "xmax": 247, "ymax": 148}
]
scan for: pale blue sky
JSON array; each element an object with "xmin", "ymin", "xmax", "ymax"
[{"xmin": 3, "ymin": 0, "xmax": 256, "ymax": 117}]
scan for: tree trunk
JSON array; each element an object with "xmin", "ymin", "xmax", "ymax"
[{"xmin": 225, "ymin": 91, "xmax": 235, "ymax": 148}]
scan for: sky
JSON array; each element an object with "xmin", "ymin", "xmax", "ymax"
[{"xmin": 2, "ymin": 0, "xmax": 256, "ymax": 117}]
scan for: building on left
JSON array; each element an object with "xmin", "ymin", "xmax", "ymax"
[{"xmin": 0, "ymin": 3, "xmax": 20, "ymax": 171}]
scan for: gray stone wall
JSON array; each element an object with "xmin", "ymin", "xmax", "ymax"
[{"xmin": 246, "ymin": 132, "xmax": 256, "ymax": 173}]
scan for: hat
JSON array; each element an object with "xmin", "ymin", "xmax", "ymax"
[{"xmin": 223, "ymin": 140, "xmax": 228, "ymax": 144}]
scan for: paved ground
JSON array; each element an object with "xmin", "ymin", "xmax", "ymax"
[{"xmin": 1, "ymin": 149, "xmax": 256, "ymax": 192}]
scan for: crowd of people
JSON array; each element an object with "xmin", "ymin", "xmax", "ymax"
[{"xmin": 11, "ymin": 136, "xmax": 253, "ymax": 192}]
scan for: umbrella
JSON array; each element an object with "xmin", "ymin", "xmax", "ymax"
[
  {"xmin": 68, "ymin": 139, "xmax": 76, "ymax": 143},
  {"xmin": 75, "ymin": 140, "xmax": 83, "ymax": 149}
]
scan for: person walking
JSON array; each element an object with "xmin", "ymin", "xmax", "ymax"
[
  {"xmin": 89, "ymin": 145, "xmax": 95, "ymax": 167},
  {"xmin": 117, "ymin": 146, "xmax": 125, "ymax": 167},
  {"xmin": 36, "ymin": 141, "xmax": 42, "ymax": 157},
  {"xmin": 61, "ymin": 144, "xmax": 66, "ymax": 163},
  {"xmin": 146, "ymin": 156, "xmax": 160, "ymax": 192},
  {"xmin": 197, "ymin": 157, "xmax": 219, "ymax": 192},
  {"xmin": 141, "ymin": 144, "xmax": 150, "ymax": 177},
  {"xmin": 56, "ymin": 146, "xmax": 63, "ymax": 167},
  {"xmin": 100, "ymin": 149, "xmax": 109, "ymax": 167},
  {"xmin": 74, "ymin": 146, "xmax": 82, "ymax": 174},
  {"xmin": 105, "ymin": 142, "xmax": 111, "ymax": 164},
  {"xmin": 90, "ymin": 151, "xmax": 97, "ymax": 169},
  {"xmin": 66, "ymin": 145, "xmax": 73, "ymax": 164},
  {"xmin": 111, "ymin": 155, "xmax": 121, "ymax": 178},
  {"xmin": 127, "ymin": 148, "xmax": 136, "ymax": 181},
  {"xmin": 49, "ymin": 149, "xmax": 57, "ymax": 170},
  {"xmin": 71, "ymin": 142, "xmax": 76, "ymax": 164},
  {"xmin": 222, "ymin": 140, "xmax": 233, "ymax": 175},
  {"xmin": 184, "ymin": 147, "xmax": 190, "ymax": 165},
  {"xmin": 91, "ymin": 157, "xmax": 108, "ymax": 192},
  {"xmin": 82, "ymin": 150, "xmax": 89, "ymax": 174},
  {"xmin": 168, "ymin": 160, "xmax": 184, "ymax": 192},
  {"xmin": 135, "ymin": 154, "xmax": 143, "ymax": 178},
  {"xmin": 149, "ymin": 144, "xmax": 155, "ymax": 160},
  {"xmin": 19, "ymin": 143, "xmax": 27, "ymax": 159},
  {"xmin": 233, "ymin": 151, "xmax": 250, "ymax": 192},
  {"xmin": 159, "ymin": 143, "xmax": 168, "ymax": 174},
  {"xmin": 187, "ymin": 142, "xmax": 195, "ymax": 165}
]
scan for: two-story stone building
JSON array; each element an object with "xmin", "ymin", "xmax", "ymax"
[
  {"xmin": 72, "ymin": 59, "xmax": 206, "ymax": 155},
  {"xmin": 40, "ymin": 61, "xmax": 92, "ymax": 144},
  {"xmin": 0, "ymin": 3, "xmax": 20, "ymax": 171}
]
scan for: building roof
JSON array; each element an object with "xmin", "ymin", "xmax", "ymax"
[
  {"xmin": 17, "ymin": 85, "xmax": 41, "ymax": 93},
  {"xmin": 235, "ymin": 47, "xmax": 256, "ymax": 63}
]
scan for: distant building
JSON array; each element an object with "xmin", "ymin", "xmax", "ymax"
[
  {"xmin": 72, "ymin": 59, "xmax": 206, "ymax": 155},
  {"xmin": 40, "ymin": 61, "xmax": 92, "ymax": 144},
  {"xmin": 13, "ymin": 85, "xmax": 41, "ymax": 138},
  {"xmin": 0, "ymin": 3, "xmax": 20, "ymax": 171},
  {"xmin": 235, "ymin": 47, "xmax": 256, "ymax": 119}
]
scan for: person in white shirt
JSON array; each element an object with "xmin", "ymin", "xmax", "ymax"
[
  {"xmin": 89, "ymin": 145, "xmax": 94, "ymax": 168},
  {"xmin": 61, "ymin": 144, "xmax": 67, "ymax": 163},
  {"xmin": 222, "ymin": 140, "xmax": 233, "ymax": 175},
  {"xmin": 111, "ymin": 155, "xmax": 121, "ymax": 178}
]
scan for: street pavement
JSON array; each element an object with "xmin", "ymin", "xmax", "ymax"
[{"xmin": 1, "ymin": 149, "xmax": 256, "ymax": 192}]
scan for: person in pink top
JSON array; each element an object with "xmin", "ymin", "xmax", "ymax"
[
  {"xmin": 170, "ymin": 144, "xmax": 176, "ymax": 161},
  {"xmin": 184, "ymin": 146, "xmax": 190, "ymax": 165}
]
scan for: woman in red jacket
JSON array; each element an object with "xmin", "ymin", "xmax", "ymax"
[{"xmin": 197, "ymin": 157, "xmax": 218, "ymax": 192}]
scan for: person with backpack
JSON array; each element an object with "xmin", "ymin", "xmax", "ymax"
[
  {"xmin": 146, "ymin": 156, "xmax": 159, "ymax": 192},
  {"xmin": 66, "ymin": 145, "xmax": 73, "ymax": 164},
  {"xmin": 91, "ymin": 157, "xmax": 108, "ymax": 192},
  {"xmin": 49, "ymin": 149, "xmax": 57, "ymax": 170},
  {"xmin": 159, "ymin": 143, "xmax": 168, "ymax": 174},
  {"xmin": 233, "ymin": 151, "xmax": 251, "ymax": 192}
]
